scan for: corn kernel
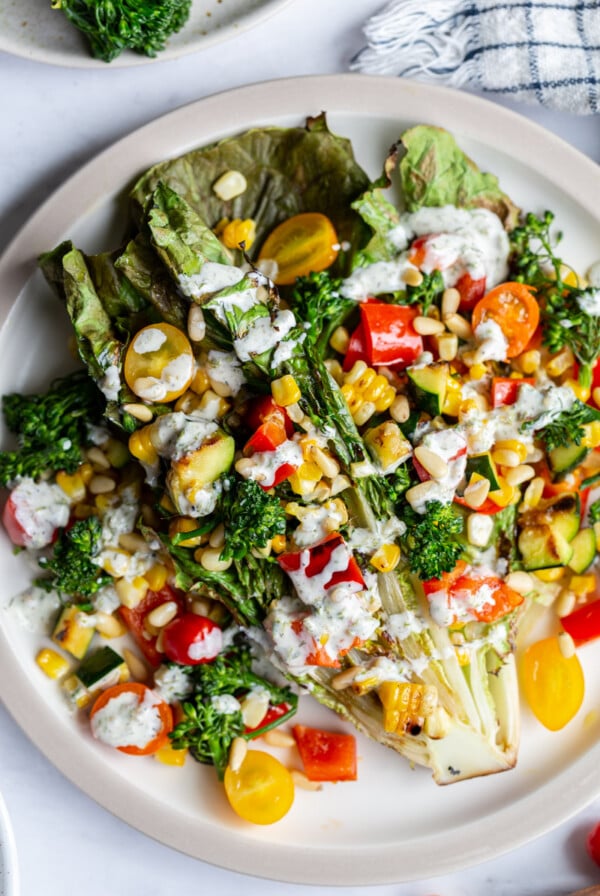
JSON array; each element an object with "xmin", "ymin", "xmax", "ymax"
[
  {"xmin": 582, "ymin": 421, "xmax": 600, "ymax": 448},
  {"xmin": 220, "ymin": 218, "xmax": 256, "ymax": 250},
  {"xmin": 36, "ymin": 647, "xmax": 70, "ymax": 680},
  {"xmin": 271, "ymin": 534, "xmax": 287, "ymax": 553},
  {"xmin": 213, "ymin": 169, "xmax": 247, "ymax": 201},
  {"xmin": 329, "ymin": 326, "xmax": 350, "ymax": 355},
  {"xmin": 570, "ymin": 574, "xmax": 596, "ymax": 596},
  {"xmin": 271, "ymin": 374, "xmax": 301, "ymax": 407},
  {"xmin": 115, "ymin": 575, "xmax": 149, "ymax": 609},
  {"xmin": 564, "ymin": 377, "xmax": 591, "ymax": 402},
  {"xmin": 533, "ymin": 567, "xmax": 566, "ymax": 583},
  {"xmin": 518, "ymin": 350, "xmax": 541, "ymax": 375},
  {"xmin": 55, "ymin": 470, "xmax": 87, "ymax": 503},
  {"xmin": 521, "ymin": 476, "xmax": 544, "ymax": 509},
  {"xmin": 189, "ymin": 367, "xmax": 211, "ymax": 395},
  {"xmin": 155, "ymin": 743, "xmax": 187, "ymax": 766},
  {"xmin": 169, "ymin": 517, "xmax": 208, "ymax": 547},
  {"xmin": 469, "ymin": 363, "xmax": 488, "ymax": 381},
  {"xmin": 546, "ymin": 348, "xmax": 575, "ymax": 378},
  {"xmin": 370, "ymin": 543, "xmax": 401, "ymax": 573},
  {"xmin": 144, "ymin": 564, "xmax": 169, "ymax": 592},
  {"xmin": 494, "ymin": 439, "xmax": 529, "ymax": 463},
  {"xmin": 378, "ymin": 681, "xmax": 438, "ymax": 734},
  {"xmin": 296, "ymin": 461, "xmax": 322, "ymax": 482}
]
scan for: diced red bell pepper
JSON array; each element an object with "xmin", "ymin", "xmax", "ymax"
[
  {"xmin": 292, "ymin": 724, "xmax": 357, "ymax": 781},
  {"xmin": 118, "ymin": 585, "xmax": 186, "ymax": 668},
  {"xmin": 264, "ymin": 461, "xmax": 297, "ymax": 490},
  {"xmin": 455, "ymin": 272, "xmax": 486, "ymax": 310},
  {"xmin": 491, "ymin": 377, "xmax": 535, "ymax": 408},
  {"xmin": 245, "ymin": 395, "xmax": 294, "ymax": 437},
  {"xmin": 359, "ymin": 302, "xmax": 423, "ymax": 368},
  {"xmin": 454, "ymin": 494, "xmax": 503, "ymax": 515},
  {"xmin": 278, "ymin": 533, "xmax": 365, "ymax": 593},
  {"xmin": 561, "ymin": 597, "xmax": 600, "ymax": 644},
  {"xmin": 244, "ymin": 416, "xmax": 289, "ymax": 454},
  {"xmin": 342, "ymin": 322, "xmax": 368, "ymax": 371}
]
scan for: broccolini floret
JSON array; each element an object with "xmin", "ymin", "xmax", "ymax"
[
  {"xmin": 533, "ymin": 400, "xmax": 600, "ymax": 451},
  {"xmin": 0, "ymin": 371, "xmax": 105, "ymax": 485},
  {"xmin": 52, "ymin": 0, "xmax": 192, "ymax": 62},
  {"xmin": 220, "ymin": 478, "xmax": 286, "ymax": 562},
  {"xmin": 170, "ymin": 637, "xmax": 297, "ymax": 777},
  {"xmin": 290, "ymin": 271, "xmax": 355, "ymax": 356},
  {"xmin": 397, "ymin": 500, "xmax": 464, "ymax": 581},
  {"xmin": 37, "ymin": 516, "xmax": 110, "ymax": 598}
]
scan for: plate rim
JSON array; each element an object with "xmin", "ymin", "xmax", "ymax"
[
  {"xmin": 0, "ymin": 0, "xmax": 296, "ymax": 69},
  {"xmin": 1, "ymin": 74, "xmax": 600, "ymax": 885},
  {"xmin": 0, "ymin": 790, "xmax": 19, "ymax": 896}
]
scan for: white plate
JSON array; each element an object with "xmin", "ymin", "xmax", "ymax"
[
  {"xmin": 0, "ymin": 0, "xmax": 294, "ymax": 68},
  {"xmin": 0, "ymin": 792, "xmax": 18, "ymax": 896},
  {"xmin": 1, "ymin": 75, "xmax": 600, "ymax": 886}
]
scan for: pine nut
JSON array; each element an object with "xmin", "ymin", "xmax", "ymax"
[
  {"xmin": 146, "ymin": 601, "xmax": 179, "ymax": 629},
  {"xmin": 240, "ymin": 691, "xmax": 271, "ymax": 729},
  {"xmin": 436, "ymin": 333, "xmax": 459, "ymax": 361},
  {"xmin": 309, "ymin": 445, "xmax": 340, "ymax": 479},
  {"xmin": 86, "ymin": 447, "xmax": 111, "ymax": 470},
  {"xmin": 546, "ymin": 347, "xmax": 575, "ymax": 377},
  {"xmin": 555, "ymin": 589, "xmax": 577, "ymax": 618},
  {"xmin": 155, "ymin": 629, "xmax": 166, "ymax": 653},
  {"xmin": 118, "ymin": 532, "xmax": 148, "ymax": 553},
  {"xmin": 123, "ymin": 648, "xmax": 148, "ymax": 681},
  {"xmin": 89, "ymin": 475, "xmax": 116, "ymax": 495},
  {"xmin": 95, "ymin": 612, "xmax": 126, "ymax": 638},
  {"xmin": 467, "ymin": 512, "xmax": 494, "ymax": 547},
  {"xmin": 286, "ymin": 402, "xmax": 304, "ymax": 423},
  {"xmin": 521, "ymin": 476, "xmax": 544, "ymax": 508},
  {"xmin": 190, "ymin": 597, "xmax": 213, "ymax": 617},
  {"xmin": 187, "ymin": 304, "xmax": 206, "ymax": 342},
  {"xmin": 504, "ymin": 464, "xmax": 535, "ymax": 487},
  {"xmin": 235, "ymin": 457, "xmax": 259, "ymax": 478},
  {"xmin": 329, "ymin": 326, "xmax": 350, "ymax": 355},
  {"xmin": 199, "ymin": 547, "xmax": 232, "ymax": 572},
  {"xmin": 329, "ymin": 474, "xmax": 351, "ymax": 496},
  {"xmin": 557, "ymin": 631, "xmax": 576, "ymax": 659},
  {"xmin": 228, "ymin": 737, "xmax": 248, "ymax": 773},
  {"xmin": 504, "ymin": 571, "xmax": 535, "ymax": 595},
  {"xmin": 263, "ymin": 729, "xmax": 296, "ymax": 748},
  {"xmin": 462, "ymin": 477, "xmax": 490, "ymax": 508},
  {"xmin": 441, "ymin": 287, "xmax": 461, "ymax": 316},
  {"xmin": 414, "ymin": 446, "xmax": 448, "ymax": 480},
  {"xmin": 406, "ymin": 481, "xmax": 438, "ymax": 509},
  {"xmin": 122, "ymin": 403, "xmax": 153, "ymax": 422},
  {"xmin": 492, "ymin": 448, "xmax": 522, "ymax": 468},
  {"xmin": 402, "ymin": 267, "xmax": 423, "ymax": 287},
  {"xmin": 209, "ymin": 523, "xmax": 225, "ymax": 549},
  {"xmin": 389, "ymin": 394, "xmax": 410, "ymax": 423},
  {"xmin": 424, "ymin": 705, "xmax": 451, "ymax": 739},
  {"xmin": 413, "ymin": 316, "xmax": 446, "ymax": 336},
  {"xmin": 291, "ymin": 769, "xmax": 322, "ymax": 791},
  {"xmin": 443, "ymin": 312, "xmax": 473, "ymax": 340},
  {"xmin": 331, "ymin": 666, "xmax": 363, "ymax": 690}
]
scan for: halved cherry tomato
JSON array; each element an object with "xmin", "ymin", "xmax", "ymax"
[
  {"xmin": 257, "ymin": 212, "xmax": 339, "ymax": 286},
  {"xmin": 491, "ymin": 377, "xmax": 535, "ymax": 408},
  {"xmin": 293, "ymin": 724, "xmax": 357, "ymax": 781},
  {"xmin": 423, "ymin": 560, "xmax": 523, "ymax": 624},
  {"xmin": 124, "ymin": 322, "xmax": 194, "ymax": 402},
  {"xmin": 90, "ymin": 682, "xmax": 173, "ymax": 755},
  {"xmin": 162, "ymin": 613, "xmax": 223, "ymax": 665},
  {"xmin": 560, "ymin": 597, "xmax": 600, "ymax": 645},
  {"xmin": 2, "ymin": 495, "xmax": 32, "ymax": 547},
  {"xmin": 586, "ymin": 821, "xmax": 600, "ymax": 866},
  {"xmin": 472, "ymin": 282, "xmax": 540, "ymax": 358},
  {"xmin": 244, "ymin": 396, "xmax": 294, "ymax": 437},
  {"xmin": 455, "ymin": 272, "xmax": 486, "ymax": 310},
  {"xmin": 224, "ymin": 749, "xmax": 294, "ymax": 824},
  {"xmin": 521, "ymin": 635, "xmax": 584, "ymax": 731},
  {"xmin": 118, "ymin": 585, "xmax": 186, "ymax": 668},
  {"xmin": 359, "ymin": 302, "xmax": 423, "ymax": 368}
]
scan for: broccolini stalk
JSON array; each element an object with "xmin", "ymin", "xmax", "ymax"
[
  {"xmin": 289, "ymin": 271, "xmax": 355, "ymax": 357},
  {"xmin": 52, "ymin": 0, "xmax": 192, "ymax": 62},
  {"xmin": 0, "ymin": 371, "xmax": 105, "ymax": 485}
]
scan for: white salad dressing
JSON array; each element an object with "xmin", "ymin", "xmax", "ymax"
[
  {"xmin": 133, "ymin": 327, "xmax": 167, "ymax": 354},
  {"xmin": 473, "ymin": 318, "xmax": 509, "ymax": 362},
  {"xmin": 206, "ymin": 350, "xmax": 246, "ymax": 397},
  {"xmin": 239, "ymin": 439, "xmax": 304, "ymax": 490},
  {"xmin": 341, "ymin": 205, "xmax": 509, "ymax": 302},
  {"xmin": 211, "ymin": 694, "xmax": 242, "ymax": 715},
  {"xmin": 188, "ymin": 625, "xmax": 223, "ymax": 662},
  {"xmin": 9, "ymin": 586, "xmax": 61, "ymax": 632},
  {"xmin": 233, "ymin": 309, "xmax": 296, "ymax": 363},
  {"xmin": 178, "ymin": 262, "xmax": 244, "ymax": 300},
  {"xmin": 9, "ymin": 478, "xmax": 70, "ymax": 548},
  {"xmin": 153, "ymin": 664, "xmax": 193, "ymax": 704},
  {"xmin": 576, "ymin": 288, "xmax": 600, "ymax": 316},
  {"xmin": 98, "ymin": 364, "xmax": 121, "ymax": 401},
  {"xmin": 150, "ymin": 412, "xmax": 218, "ymax": 461},
  {"xmin": 90, "ymin": 688, "xmax": 164, "ymax": 749},
  {"xmin": 133, "ymin": 352, "xmax": 193, "ymax": 402}
]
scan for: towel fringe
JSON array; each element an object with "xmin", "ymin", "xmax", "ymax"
[{"xmin": 351, "ymin": 0, "xmax": 479, "ymax": 85}]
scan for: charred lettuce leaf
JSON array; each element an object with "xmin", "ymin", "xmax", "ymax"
[
  {"xmin": 399, "ymin": 125, "xmax": 519, "ymax": 227},
  {"xmin": 129, "ymin": 113, "xmax": 371, "ymax": 272}
]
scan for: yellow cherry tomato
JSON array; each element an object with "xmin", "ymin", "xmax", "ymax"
[
  {"xmin": 258, "ymin": 212, "xmax": 339, "ymax": 285},
  {"xmin": 223, "ymin": 750, "xmax": 294, "ymax": 825},
  {"xmin": 124, "ymin": 322, "xmax": 194, "ymax": 403},
  {"xmin": 521, "ymin": 635, "xmax": 584, "ymax": 731}
]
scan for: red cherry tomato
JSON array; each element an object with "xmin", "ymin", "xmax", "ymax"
[
  {"xmin": 586, "ymin": 821, "xmax": 600, "ymax": 866},
  {"xmin": 244, "ymin": 396, "xmax": 294, "ymax": 437},
  {"xmin": 455, "ymin": 272, "xmax": 486, "ymax": 310},
  {"xmin": 162, "ymin": 613, "xmax": 223, "ymax": 665},
  {"xmin": 2, "ymin": 495, "xmax": 31, "ymax": 547},
  {"xmin": 118, "ymin": 586, "xmax": 186, "ymax": 668}
]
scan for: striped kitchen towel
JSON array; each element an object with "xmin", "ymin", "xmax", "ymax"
[{"xmin": 351, "ymin": 0, "xmax": 600, "ymax": 114}]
